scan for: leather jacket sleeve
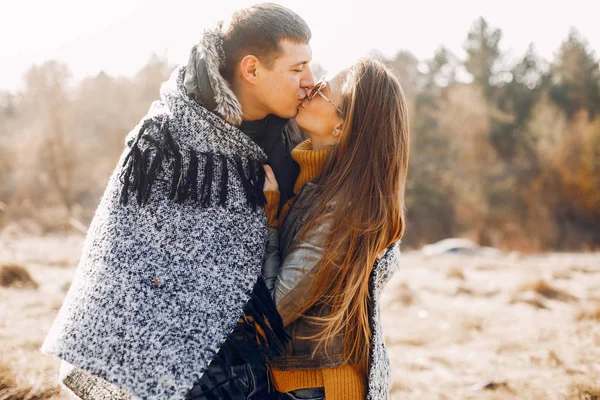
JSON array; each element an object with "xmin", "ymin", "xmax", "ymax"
[
  {"xmin": 262, "ymin": 227, "xmax": 281, "ymax": 293},
  {"xmin": 272, "ymin": 216, "xmax": 333, "ymax": 327}
]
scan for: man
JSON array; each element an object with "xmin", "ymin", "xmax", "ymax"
[{"xmin": 42, "ymin": 3, "xmax": 314, "ymax": 399}]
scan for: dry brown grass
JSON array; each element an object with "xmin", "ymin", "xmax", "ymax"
[
  {"xmin": 518, "ymin": 278, "xmax": 577, "ymax": 302},
  {"xmin": 569, "ymin": 379, "xmax": 600, "ymax": 400},
  {"xmin": 552, "ymin": 268, "xmax": 573, "ymax": 280},
  {"xmin": 389, "ymin": 336, "xmax": 430, "ymax": 347},
  {"xmin": 2, "ymin": 235, "xmax": 599, "ymax": 400},
  {"xmin": 60, "ymin": 281, "xmax": 71, "ymax": 293},
  {"xmin": 464, "ymin": 317, "xmax": 484, "ymax": 333},
  {"xmin": 571, "ymin": 265, "xmax": 599, "ymax": 274},
  {"xmin": 547, "ymin": 349, "xmax": 565, "ymax": 368},
  {"xmin": 455, "ymin": 285, "xmax": 474, "ymax": 295},
  {"xmin": 45, "ymin": 259, "xmax": 75, "ymax": 268},
  {"xmin": 0, "ymin": 359, "xmax": 59, "ymax": 400},
  {"xmin": 475, "ymin": 263, "xmax": 502, "ymax": 271},
  {"xmin": 469, "ymin": 380, "xmax": 511, "ymax": 391},
  {"xmin": 509, "ymin": 291, "xmax": 549, "ymax": 309},
  {"xmin": 394, "ymin": 283, "xmax": 416, "ymax": 306},
  {"xmin": 0, "ymin": 264, "xmax": 38, "ymax": 289},
  {"xmin": 576, "ymin": 304, "xmax": 600, "ymax": 321},
  {"xmin": 446, "ymin": 266, "xmax": 465, "ymax": 280}
]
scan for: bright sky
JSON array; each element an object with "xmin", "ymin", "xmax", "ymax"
[{"xmin": 1, "ymin": 0, "xmax": 598, "ymax": 91}]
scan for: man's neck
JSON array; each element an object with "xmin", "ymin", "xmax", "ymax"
[{"xmin": 231, "ymin": 80, "xmax": 268, "ymax": 122}]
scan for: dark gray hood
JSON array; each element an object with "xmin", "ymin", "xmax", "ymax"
[{"xmin": 184, "ymin": 23, "xmax": 243, "ymax": 126}]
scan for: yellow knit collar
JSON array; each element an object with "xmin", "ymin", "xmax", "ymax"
[{"xmin": 290, "ymin": 140, "xmax": 332, "ymax": 194}]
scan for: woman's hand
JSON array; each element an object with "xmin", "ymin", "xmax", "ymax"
[{"xmin": 263, "ymin": 165, "xmax": 279, "ymax": 192}]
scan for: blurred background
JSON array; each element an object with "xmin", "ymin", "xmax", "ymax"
[{"xmin": 0, "ymin": 1, "xmax": 598, "ymax": 399}]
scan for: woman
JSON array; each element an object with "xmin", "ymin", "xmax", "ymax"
[{"xmin": 261, "ymin": 58, "xmax": 409, "ymax": 400}]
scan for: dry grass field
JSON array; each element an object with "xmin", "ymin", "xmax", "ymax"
[{"xmin": 1, "ymin": 233, "xmax": 599, "ymax": 400}]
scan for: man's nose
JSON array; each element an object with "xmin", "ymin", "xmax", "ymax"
[{"xmin": 300, "ymin": 69, "xmax": 315, "ymax": 92}]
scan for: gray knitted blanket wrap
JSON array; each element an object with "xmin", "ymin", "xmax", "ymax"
[
  {"xmin": 367, "ymin": 242, "xmax": 401, "ymax": 400},
  {"xmin": 42, "ymin": 66, "xmax": 277, "ymax": 399}
]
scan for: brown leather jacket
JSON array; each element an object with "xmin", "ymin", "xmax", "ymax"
[{"xmin": 263, "ymin": 182, "xmax": 347, "ymax": 370}]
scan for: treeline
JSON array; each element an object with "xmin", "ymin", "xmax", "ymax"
[
  {"xmin": 384, "ymin": 18, "xmax": 599, "ymax": 251},
  {"xmin": 0, "ymin": 18, "xmax": 598, "ymax": 250},
  {"xmin": 0, "ymin": 55, "xmax": 174, "ymax": 231}
]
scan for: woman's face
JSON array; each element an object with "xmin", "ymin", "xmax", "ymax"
[{"xmin": 295, "ymin": 71, "xmax": 346, "ymax": 143}]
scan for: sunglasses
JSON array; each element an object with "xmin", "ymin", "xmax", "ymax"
[{"xmin": 308, "ymin": 77, "xmax": 343, "ymax": 114}]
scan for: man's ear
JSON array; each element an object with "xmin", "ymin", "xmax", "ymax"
[{"xmin": 240, "ymin": 55, "xmax": 260, "ymax": 84}]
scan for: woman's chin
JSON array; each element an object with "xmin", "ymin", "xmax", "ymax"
[{"xmin": 294, "ymin": 107, "xmax": 308, "ymax": 129}]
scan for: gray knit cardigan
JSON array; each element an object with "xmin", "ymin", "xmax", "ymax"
[
  {"xmin": 367, "ymin": 242, "xmax": 401, "ymax": 400},
  {"xmin": 42, "ymin": 60, "xmax": 287, "ymax": 399}
]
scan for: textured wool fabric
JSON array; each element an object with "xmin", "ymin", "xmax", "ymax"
[
  {"xmin": 367, "ymin": 242, "xmax": 401, "ymax": 399},
  {"xmin": 289, "ymin": 140, "xmax": 331, "ymax": 195},
  {"xmin": 321, "ymin": 365, "xmax": 366, "ymax": 400},
  {"xmin": 42, "ymin": 64, "xmax": 286, "ymax": 399},
  {"xmin": 271, "ymin": 364, "xmax": 366, "ymax": 400},
  {"xmin": 60, "ymin": 363, "xmax": 131, "ymax": 400}
]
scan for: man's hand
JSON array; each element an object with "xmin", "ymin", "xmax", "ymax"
[{"xmin": 263, "ymin": 165, "xmax": 279, "ymax": 192}]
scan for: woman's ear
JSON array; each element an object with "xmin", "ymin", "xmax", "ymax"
[
  {"xmin": 332, "ymin": 120, "xmax": 344, "ymax": 137},
  {"xmin": 239, "ymin": 55, "xmax": 259, "ymax": 83}
]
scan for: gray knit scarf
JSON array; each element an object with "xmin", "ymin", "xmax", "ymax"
[{"xmin": 42, "ymin": 26, "xmax": 287, "ymax": 399}]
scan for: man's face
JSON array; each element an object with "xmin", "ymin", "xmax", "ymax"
[{"xmin": 255, "ymin": 40, "xmax": 314, "ymax": 119}]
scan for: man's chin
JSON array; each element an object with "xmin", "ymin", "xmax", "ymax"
[
  {"xmin": 280, "ymin": 108, "xmax": 300, "ymax": 119},
  {"xmin": 270, "ymin": 103, "xmax": 303, "ymax": 119}
]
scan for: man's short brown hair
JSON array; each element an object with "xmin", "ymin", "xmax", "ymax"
[{"xmin": 220, "ymin": 3, "xmax": 311, "ymax": 80}]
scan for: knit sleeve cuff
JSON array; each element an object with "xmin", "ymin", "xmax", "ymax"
[{"xmin": 264, "ymin": 191, "xmax": 281, "ymax": 228}]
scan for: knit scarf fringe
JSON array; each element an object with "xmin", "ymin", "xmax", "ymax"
[{"xmin": 119, "ymin": 116, "xmax": 267, "ymax": 210}]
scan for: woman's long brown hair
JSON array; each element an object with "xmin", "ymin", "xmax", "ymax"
[{"xmin": 292, "ymin": 58, "xmax": 409, "ymax": 374}]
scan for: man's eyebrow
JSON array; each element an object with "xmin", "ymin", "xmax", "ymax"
[{"xmin": 291, "ymin": 60, "xmax": 310, "ymax": 67}]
